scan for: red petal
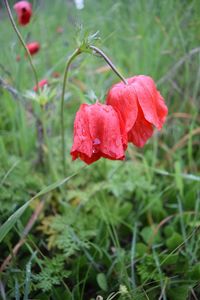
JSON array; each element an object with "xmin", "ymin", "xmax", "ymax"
[
  {"xmin": 156, "ymin": 91, "xmax": 168, "ymax": 128},
  {"xmin": 128, "ymin": 103, "xmax": 153, "ymax": 147},
  {"xmin": 33, "ymin": 79, "xmax": 48, "ymax": 92},
  {"xmin": 71, "ymin": 102, "xmax": 126, "ymax": 164},
  {"xmin": 106, "ymin": 82, "xmax": 138, "ymax": 132},
  {"xmin": 26, "ymin": 42, "xmax": 40, "ymax": 55},
  {"xmin": 87, "ymin": 103, "xmax": 126, "ymax": 159},
  {"xmin": 71, "ymin": 104, "xmax": 93, "ymax": 163},
  {"xmin": 132, "ymin": 75, "xmax": 168, "ymax": 129},
  {"xmin": 14, "ymin": 1, "xmax": 32, "ymax": 26}
]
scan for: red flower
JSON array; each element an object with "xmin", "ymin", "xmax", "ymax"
[
  {"xmin": 33, "ymin": 79, "xmax": 48, "ymax": 92},
  {"xmin": 56, "ymin": 26, "xmax": 64, "ymax": 34},
  {"xmin": 106, "ymin": 75, "xmax": 168, "ymax": 147},
  {"xmin": 52, "ymin": 72, "xmax": 60, "ymax": 78},
  {"xmin": 71, "ymin": 102, "xmax": 127, "ymax": 164},
  {"xmin": 16, "ymin": 55, "xmax": 21, "ymax": 61},
  {"xmin": 26, "ymin": 42, "xmax": 40, "ymax": 56},
  {"xmin": 14, "ymin": 1, "xmax": 32, "ymax": 26}
]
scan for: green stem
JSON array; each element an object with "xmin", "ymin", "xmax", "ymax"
[
  {"xmin": 41, "ymin": 106, "xmax": 57, "ymax": 179},
  {"xmin": 61, "ymin": 48, "xmax": 81, "ymax": 174},
  {"xmin": 89, "ymin": 45, "xmax": 128, "ymax": 85},
  {"xmin": 3, "ymin": 0, "xmax": 39, "ymax": 88}
]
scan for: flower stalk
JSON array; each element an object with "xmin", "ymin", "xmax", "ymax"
[
  {"xmin": 61, "ymin": 48, "xmax": 82, "ymax": 174},
  {"xmin": 89, "ymin": 45, "xmax": 128, "ymax": 85}
]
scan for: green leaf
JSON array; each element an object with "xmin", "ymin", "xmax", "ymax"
[
  {"xmin": 166, "ymin": 232, "xmax": 183, "ymax": 251},
  {"xmin": 34, "ymin": 255, "xmax": 71, "ymax": 292},
  {"xmin": 96, "ymin": 273, "xmax": 108, "ymax": 291},
  {"xmin": 0, "ymin": 170, "xmax": 81, "ymax": 243},
  {"xmin": 135, "ymin": 243, "xmax": 147, "ymax": 257},
  {"xmin": 140, "ymin": 226, "xmax": 161, "ymax": 244},
  {"xmin": 189, "ymin": 263, "xmax": 200, "ymax": 280},
  {"xmin": 167, "ymin": 285, "xmax": 189, "ymax": 300},
  {"xmin": 161, "ymin": 254, "xmax": 178, "ymax": 266},
  {"xmin": 164, "ymin": 225, "xmax": 174, "ymax": 238}
]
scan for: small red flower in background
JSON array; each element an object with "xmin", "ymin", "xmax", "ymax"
[
  {"xmin": 52, "ymin": 72, "xmax": 60, "ymax": 78},
  {"xmin": 26, "ymin": 42, "xmax": 40, "ymax": 56},
  {"xmin": 14, "ymin": 1, "xmax": 32, "ymax": 26},
  {"xmin": 56, "ymin": 26, "xmax": 64, "ymax": 34},
  {"xmin": 71, "ymin": 102, "xmax": 127, "ymax": 164},
  {"xmin": 16, "ymin": 54, "xmax": 21, "ymax": 61},
  {"xmin": 33, "ymin": 79, "xmax": 48, "ymax": 92},
  {"xmin": 106, "ymin": 75, "xmax": 168, "ymax": 147}
]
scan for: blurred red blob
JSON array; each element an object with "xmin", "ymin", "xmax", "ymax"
[
  {"xmin": 26, "ymin": 42, "xmax": 40, "ymax": 56},
  {"xmin": 56, "ymin": 26, "xmax": 64, "ymax": 34},
  {"xmin": 33, "ymin": 79, "xmax": 48, "ymax": 92},
  {"xmin": 13, "ymin": 1, "xmax": 32, "ymax": 26},
  {"xmin": 106, "ymin": 75, "xmax": 168, "ymax": 147},
  {"xmin": 16, "ymin": 55, "xmax": 21, "ymax": 61},
  {"xmin": 52, "ymin": 72, "xmax": 60, "ymax": 78},
  {"xmin": 71, "ymin": 102, "xmax": 127, "ymax": 164}
]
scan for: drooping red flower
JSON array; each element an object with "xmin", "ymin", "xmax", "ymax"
[
  {"xmin": 14, "ymin": 1, "xmax": 32, "ymax": 26},
  {"xmin": 33, "ymin": 79, "xmax": 48, "ymax": 92},
  {"xmin": 71, "ymin": 102, "xmax": 127, "ymax": 164},
  {"xmin": 106, "ymin": 75, "xmax": 168, "ymax": 147},
  {"xmin": 26, "ymin": 42, "xmax": 40, "ymax": 56}
]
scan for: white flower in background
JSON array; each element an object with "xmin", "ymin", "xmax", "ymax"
[{"xmin": 74, "ymin": 0, "xmax": 84, "ymax": 10}]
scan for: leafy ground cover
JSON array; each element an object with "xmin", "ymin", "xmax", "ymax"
[{"xmin": 0, "ymin": 0, "xmax": 200, "ymax": 299}]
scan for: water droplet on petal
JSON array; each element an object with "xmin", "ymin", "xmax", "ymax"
[
  {"xmin": 93, "ymin": 138, "xmax": 101, "ymax": 145},
  {"xmin": 92, "ymin": 147, "xmax": 100, "ymax": 154},
  {"xmin": 92, "ymin": 138, "xmax": 101, "ymax": 154},
  {"xmin": 115, "ymin": 138, "xmax": 121, "ymax": 147},
  {"xmin": 82, "ymin": 129, "xmax": 86, "ymax": 136},
  {"xmin": 103, "ymin": 106, "xmax": 110, "ymax": 112}
]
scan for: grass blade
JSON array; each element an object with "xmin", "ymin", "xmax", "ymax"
[{"xmin": 0, "ymin": 168, "xmax": 84, "ymax": 243}]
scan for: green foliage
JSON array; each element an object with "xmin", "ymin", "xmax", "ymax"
[
  {"xmin": 137, "ymin": 255, "xmax": 165, "ymax": 283},
  {"xmin": 33, "ymin": 255, "xmax": 71, "ymax": 292},
  {"xmin": 39, "ymin": 207, "xmax": 98, "ymax": 256},
  {"xmin": 189, "ymin": 263, "xmax": 200, "ymax": 280},
  {"xmin": 97, "ymin": 273, "xmax": 108, "ymax": 292},
  {"xmin": 166, "ymin": 232, "xmax": 183, "ymax": 251},
  {"xmin": 0, "ymin": 158, "xmax": 43, "ymax": 222},
  {"xmin": 167, "ymin": 285, "xmax": 189, "ymax": 300}
]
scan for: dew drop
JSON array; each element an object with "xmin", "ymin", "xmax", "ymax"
[
  {"xmin": 93, "ymin": 138, "xmax": 101, "ymax": 145},
  {"xmin": 103, "ymin": 106, "xmax": 110, "ymax": 112},
  {"xmin": 115, "ymin": 138, "xmax": 121, "ymax": 147},
  {"xmin": 82, "ymin": 129, "xmax": 86, "ymax": 136}
]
